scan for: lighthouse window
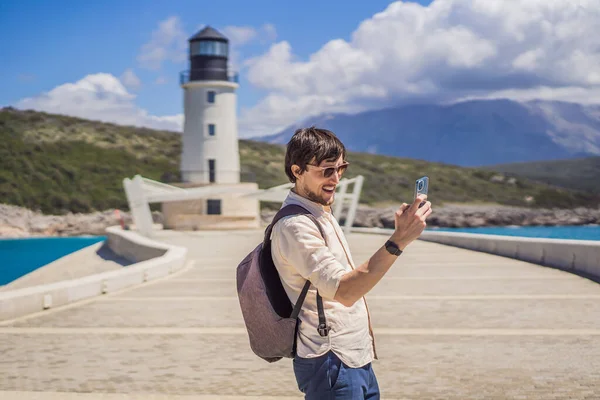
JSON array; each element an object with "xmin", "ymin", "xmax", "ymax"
[
  {"xmin": 207, "ymin": 91, "xmax": 216, "ymax": 103},
  {"xmin": 208, "ymin": 159, "xmax": 216, "ymax": 183},
  {"xmin": 207, "ymin": 199, "xmax": 221, "ymax": 215},
  {"xmin": 191, "ymin": 41, "xmax": 228, "ymax": 57},
  {"xmin": 208, "ymin": 124, "xmax": 216, "ymax": 136}
]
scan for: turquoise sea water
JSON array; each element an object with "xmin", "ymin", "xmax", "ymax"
[
  {"xmin": 427, "ymin": 225, "xmax": 600, "ymax": 241},
  {"xmin": 0, "ymin": 236, "xmax": 106, "ymax": 286}
]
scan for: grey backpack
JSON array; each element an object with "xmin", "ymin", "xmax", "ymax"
[{"xmin": 236, "ymin": 204, "xmax": 330, "ymax": 363}]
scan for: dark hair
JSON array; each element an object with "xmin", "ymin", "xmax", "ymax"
[{"xmin": 284, "ymin": 126, "xmax": 346, "ymax": 183}]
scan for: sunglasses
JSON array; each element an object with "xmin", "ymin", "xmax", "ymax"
[{"xmin": 307, "ymin": 162, "xmax": 349, "ymax": 178}]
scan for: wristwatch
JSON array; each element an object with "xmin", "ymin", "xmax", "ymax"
[{"xmin": 385, "ymin": 240, "xmax": 403, "ymax": 256}]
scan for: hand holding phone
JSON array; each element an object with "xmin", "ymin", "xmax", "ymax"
[
  {"xmin": 391, "ymin": 175, "xmax": 432, "ymax": 250},
  {"xmin": 414, "ymin": 176, "xmax": 429, "ymax": 208}
]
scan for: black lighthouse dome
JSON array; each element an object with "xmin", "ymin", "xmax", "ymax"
[{"xmin": 186, "ymin": 26, "xmax": 232, "ymax": 82}]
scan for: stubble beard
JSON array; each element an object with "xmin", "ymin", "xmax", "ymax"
[{"xmin": 302, "ymin": 183, "xmax": 334, "ymax": 207}]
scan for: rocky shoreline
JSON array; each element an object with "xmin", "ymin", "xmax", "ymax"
[
  {"xmin": 346, "ymin": 203, "xmax": 600, "ymax": 229},
  {"xmin": 0, "ymin": 204, "xmax": 156, "ymax": 238},
  {"xmin": 1, "ymin": 203, "xmax": 599, "ymax": 238}
]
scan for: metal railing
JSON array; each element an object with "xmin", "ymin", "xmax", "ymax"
[{"xmin": 180, "ymin": 69, "xmax": 239, "ymax": 85}]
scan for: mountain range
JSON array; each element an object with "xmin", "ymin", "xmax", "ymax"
[{"xmin": 253, "ymin": 99, "xmax": 600, "ymax": 167}]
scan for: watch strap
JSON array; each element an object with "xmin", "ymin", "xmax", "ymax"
[{"xmin": 385, "ymin": 240, "xmax": 403, "ymax": 256}]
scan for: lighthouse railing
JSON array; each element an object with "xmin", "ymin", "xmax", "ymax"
[{"xmin": 180, "ymin": 69, "xmax": 239, "ymax": 85}]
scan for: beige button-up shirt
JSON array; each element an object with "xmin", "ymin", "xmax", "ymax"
[{"xmin": 270, "ymin": 189, "xmax": 376, "ymax": 368}]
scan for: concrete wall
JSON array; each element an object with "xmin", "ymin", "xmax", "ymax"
[
  {"xmin": 351, "ymin": 227, "xmax": 600, "ymax": 282},
  {"xmin": 0, "ymin": 226, "xmax": 188, "ymax": 322}
]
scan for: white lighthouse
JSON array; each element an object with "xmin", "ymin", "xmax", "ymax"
[
  {"xmin": 180, "ymin": 26, "xmax": 240, "ymax": 184},
  {"xmin": 161, "ymin": 26, "xmax": 259, "ymax": 230}
]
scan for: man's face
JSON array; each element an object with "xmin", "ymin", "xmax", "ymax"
[{"xmin": 292, "ymin": 155, "xmax": 346, "ymax": 208}]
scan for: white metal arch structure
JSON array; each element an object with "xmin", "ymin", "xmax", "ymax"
[{"xmin": 123, "ymin": 175, "xmax": 364, "ymax": 237}]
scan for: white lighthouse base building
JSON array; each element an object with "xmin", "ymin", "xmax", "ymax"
[{"xmin": 161, "ymin": 182, "xmax": 260, "ymax": 231}]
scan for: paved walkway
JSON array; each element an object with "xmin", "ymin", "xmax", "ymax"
[{"xmin": 2, "ymin": 230, "xmax": 600, "ymax": 399}]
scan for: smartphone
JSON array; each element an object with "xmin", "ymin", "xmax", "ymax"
[{"xmin": 414, "ymin": 176, "xmax": 429, "ymax": 207}]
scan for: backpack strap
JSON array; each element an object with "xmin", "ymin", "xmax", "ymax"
[
  {"xmin": 265, "ymin": 204, "xmax": 330, "ymax": 336},
  {"xmin": 263, "ymin": 204, "xmax": 314, "ymax": 243}
]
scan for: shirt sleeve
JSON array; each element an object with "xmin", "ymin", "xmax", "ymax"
[{"xmin": 273, "ymin": 215, "xmax": 347, "ymax": 300}]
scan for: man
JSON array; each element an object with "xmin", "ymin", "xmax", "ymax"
[{"xmin": 271, "ymin": 127, "xmax": 432, "ymax": 399}]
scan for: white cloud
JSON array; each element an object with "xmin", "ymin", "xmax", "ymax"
[
  {"xmin": 154, "ymin": 76, "xmax": 168, "ymax": 85},
  {"xmin": 512, "ymin": 49, "xmax": 543, "ymax": 71},
  {"xmin": 120, "ymin": 68, "xmax": 141, "ymax": 90},
  {"xmin": 223, "ymin": 26, "xmax": 258, "ymax": 46},
  {"xmin": 261, "ymin": 23, "xmax": 277, "ymax": 42},
  {"xmin": 138, "ymin": 16, "xmax": 187, "ymax": 70},
  {"xmin": 457, "ymin": 85, "xmax": 600, "ymax": 106},
  {"xmin": 240, "ymin": 0, "xmax": 600, "ymax": 137},
  {"xmin": 17, "ymin": 73, "xmax": 183, "ymax": 132},
  {"xmin": 222, "ymin": 24, "xmax": 278, "ymax": 72},
  {"xmin": 223, "ymin": 23, "xmax": 278, "ymax": 46}
]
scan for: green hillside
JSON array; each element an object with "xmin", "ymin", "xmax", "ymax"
[
  {"xmin": 485, "ymin": 157, "xmax": 600, "ymax": 195},
  {"xmin": 1, "ymin": 107, "xmax": 599, "ymax": 215}
]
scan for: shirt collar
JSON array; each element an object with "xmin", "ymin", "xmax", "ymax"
[{"xmin": 283, "ymin": 188, "xmax": 330, "ymax": 217}]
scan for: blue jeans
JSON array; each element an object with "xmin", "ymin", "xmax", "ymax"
[{"xmin": 293, "ymin": 351, "xmax": 380, "ymax": 399}]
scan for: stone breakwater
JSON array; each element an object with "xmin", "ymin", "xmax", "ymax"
[
  {"xmin": 2, "ymin": 203, "xmax": 600, "ymax": 238},
  {"xmin": 261, "ymin": 203, "xmax": 600, "ymax": 229}
]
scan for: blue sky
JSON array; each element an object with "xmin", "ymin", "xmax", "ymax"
[
  {"xmin": 1, "ymin": 0, "xmax": 598, "ymax": 137},
  {"xmin": 1, "ymin": 1, "xmax": 430, "ymax": 119}
]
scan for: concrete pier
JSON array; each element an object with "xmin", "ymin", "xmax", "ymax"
[{"xmin": 2, "ymin": 229, "xmax": 600, "ymax": 399}]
